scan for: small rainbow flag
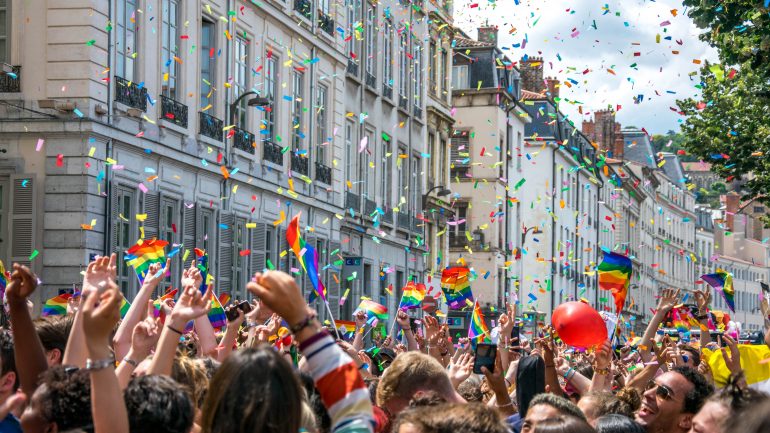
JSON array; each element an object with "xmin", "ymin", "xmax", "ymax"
[
  {"xmin": 287, "ymin": 215, "xmax": 326, "ymax": 301},
  {"xmin": 125, "ymin": 239, "xmax": 168, "ymax": 284},
  {"xmin": 218, "ymin": 293, "xmax": 231, "ymax": 308},
  {"xmin": 356, "ymin": 299, "xmax": 388, "ymax": 321},
  {"xmin": 194, "ymin": 249, "xmax": 227, "ymax": 329},
  {"xmin": 334, "ymin": 320, "xmax": 357, "ymax": 337},
  {"xmin": 441, "ymin": 267, "xmax": 474, "ymax": 310},
  {"xmin": 0, "ymin": 260, "xmax": 8, "ymax": 302},
  {"xmin": 702, "ymin": 270, "xmax": 734, "ymax": 312},
  {"xmin": 120, "ymin": 296, "xmax": 131, "ymax": 319},
  {"xmin": 597, "ymin": 251, "xmax": 632, "ymax": 313},
  {"xmin": 398, "ymin": 281, "xmax": 426, "ymax": 310},
  {"xmin": 468, "ymin": 300, "xmax": 491, "ymax": 342},
  {"xmin": 43, "ymin": 293, "xmax": 71, "ymax": 316}
]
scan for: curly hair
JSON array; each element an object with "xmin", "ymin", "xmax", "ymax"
[
  {"xmin": 710, "ymin": 372, "xmax": 769, "ymax": 414},
  {"xmin": 172, "ymin": 353, "xmax": 210, "ymax": 408},
  {"xmin": 582, "ymin": 388, "xmax": 641, "ymax": 420},
  {"xmin": 124, "ymin": 375, "xmax": 194, "ymax": 433},
  {"xmin": 37, "ymin": 366, "xmax": 93, "ymax": 431},
  {"xmin": 672, "ymin": 366, "xmax": 714, "ymax": 414},
  {"xmin": 0, "ymin": 330, "xmax": 18, "ymax": 390}
]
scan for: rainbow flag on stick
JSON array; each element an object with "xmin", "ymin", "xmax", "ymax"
[
  {"xmin": 0, "ymin": 260, "xmax": 8, "ymax": 303},
  {"xmin": 398, "ymin": 281, "xmax": 426, "ymax": 310},
  {"xmin": 356, "ymin": 299, "xmax": 388, "ymax": 321},
  {"xmin": 120, "ymin": 296, "xmax": 131, "ymax": 319},
  {"xmin": 702, "ymin": 270, "xmax": 734, "ymax": 312},
  {"xmin": 287, "ymin": 215, "xmax": 327, "ymax": 302},
  {"xmin": 125, "ymin": 239, "xmax": 168, "ymax": 284},
  {"xmin": 468, "ymin": 300, "xmax": 491, "ymax": 342},
  {"xmin": 43, "ymin": 293, "xmax": 71, "ymax": 316},
  {"xmin": 334, "ymin": 320, "xmax": 357, "ymax": 337},
  {"xmin": 597, "ymin": 252, "xmax": 632, "ymax": 313},
  {"xmin": 194, "ymin": 249, "xmax": 227, "ymax": 329},
  {"xmin": 440, "ymin": 267, "xmax": 474, "ymax": 310}
]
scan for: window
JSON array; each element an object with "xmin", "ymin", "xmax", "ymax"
[
  {"xmin": 383, "ymin": 20, "xmax": 393, "ymax": 89},
  {"xmin": 441, "ymin": 49, "xmax": 448, "ymax": 97},
  {"xmin": 161, "ymin": 0, "xmax": 180, "ymax": 99},
  {"xmin": 262, "ymin": 54, "xmax": 277, "ymax": 139},
  {"xmin": 319, "ymin": 0, "xmax": 330, "ymax": 14},
  {"xmin": 364, "ymin": 3, "xmax": 376, "ymax": 79},
  {"xmin": 345, "ymin": 121, "xmax": 358, "ymax": 193},
  {"xmin": 429, "ymin": 41, "xmax": 437, "ymax": 94},
  {"xmin": 413, "ymin": 43, "xmax": 422, "ymax": 107},
  {"xmin": 381, "ymin": 134, "xmax": 393, "ymax": 207},
  {"xmin": 450, "ymin": 131, "xmax": 470, "ymax": 178},
  {"xmin": 233, "ymin": 219, "xmax": 247, "ymax": 296},
  {"xmin": 291, "ymin": 69, "xmax": 304, "ymax": 149},
  {"xmin": 411, "ymin": 155, "xmax": 421, "ymax": 213},
  {"xmin": 0, "ymin": 180, "xmax": 6, "ymax": 259},
  {"xmin": 427, "ymin": 133, "xmax": 436, "ymax": 186},
  {"xmin": 398, "ymin": 143, "xmax": 408, "ymax": 205},
  {"xmin": 115, "ymin": 188, "xmax": 136, "ymax": 295},
  {"xmin": 200, "ymin": 209, "xmax": 213, "ymax": 254},
  {"xmin": 315, "ymin": 85, "xmax": 328, "ymax": 164},
  {"xmin": 439, "ymin": 138, "xmax": 447, "ymax": 184},
  {"xmin": 449, "ymin": 202, "xmax": 468, "ymax": 247},
  {"xmin": 233, "ymin": 36, "xmax": 250, "ymax": 127},
  {"xmin": 754, "ymin": 206, "xmax": 765, "ymax": 213},
  {"xmin": 116, "ymin": 0, "xmax": 138, "ymax": 80},
  {"xmin": 452, "ymin": 65, "xmax": 469, "ymax": 89},
  {"xmin": 160, "ymin": 198, "xmax": 179, "ymax": 287},
  {"xmin": 200, "ymin": 19, "xmax": 216, "ymax": 111},
  {"xmin": 399, "ymin": 32, "xmax": 408, "ymax": 99},
  {"xmin": 346, "ymin": 0, "xmax": 359, "ymax": 62},
  {"xmin": 265, "ymin": 226, "xmax": 275, "ymax": 269},
  {"xmin": 364, "ymin": 128, "xmax": 375, "ymax": 199}
]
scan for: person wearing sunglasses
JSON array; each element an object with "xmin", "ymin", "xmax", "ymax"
[{"xmin": 635, "ymin": 366, "xmax": 713, "ymax": 433}]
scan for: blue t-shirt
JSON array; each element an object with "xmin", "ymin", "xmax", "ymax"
[{"xmin": 0, "ymin": 414, "xmax": 21, "ymax": 433}]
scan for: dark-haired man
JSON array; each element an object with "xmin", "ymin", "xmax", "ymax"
[
  {"xmin": 124, "ymin": 375, "xmax": 194, "ymax": 433},
  {"xmin": 635, "ymin": 366, "xmax": 714, "ymax": 433}
]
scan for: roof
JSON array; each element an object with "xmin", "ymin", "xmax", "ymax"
[
  {"xmin": 659, "ymin": 152, "xmax": 686, "ymax": 183},
  {"xmin": 682, "ymin": 162, "xmax": 713, "ymax": 172},
  {"xmin": 520, "ymin": 89, "xmax": 545, "ymax": 100},
  {"xmin": 453, "ymin": 36, "xmax": 495, "ymax": 48},
  {"xmin": 622, "ymin": 129, "xmax": 657, "ymax": 169}
]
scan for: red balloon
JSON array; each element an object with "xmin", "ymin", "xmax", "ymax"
[{"xmin": 551, "ymin": 302, "xmax": 607, "ymax": 348}]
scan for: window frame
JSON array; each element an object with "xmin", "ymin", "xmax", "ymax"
[
  {"xmin": 200, "ymin": 18, "xmax": 217, "ymax": 113},
  {"xmin": 116, "ymin": 0, "xmax": 138, "ymax": 81},
  {"xmin": 383, "ymin": 19, "xmax": 394, "ymax": 89},
  {"xmin": 161, "ymin": 0, "xmax": 180, "ymax": 100},
  {"xmin": 262, "ymin": 53, "xmax": 278, "ymax": 140},
  {"xmin": 452, "ymin": 64, "xmax": 469, "ymax": 89},
  {"xmin": 398, "ymin": 31, "xmax": 408, "ymax": 99},
  {"xmin": 315, "ymin": 84, "xmax": 329, "ymax": 164},
  {"xmin": 291, "ymin": 69, "xmax": 305, "ymax": 150},
  {"xmin": 364, "ymin": 2, "xmax": 377, "ymax": 78},
  {"xmin": 233, "ymin": 35, "xmax": 250, "ymax": 128}
]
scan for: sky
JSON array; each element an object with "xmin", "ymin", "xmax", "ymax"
[{"xmin": 454, "ymin": 0, "xmax": 719, "ymax": 135}]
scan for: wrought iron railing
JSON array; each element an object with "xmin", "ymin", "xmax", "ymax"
[
  {"xmin": 411, "ymin": 216, "xmax": 423, "ymax": 233},
  {"xmin": 318, "ymin": 10, "xmax": 334, "ymax": 35},
  {"xmin": 449, "ymin": 233, "xmax": 467, "ymax": 248},
  {"xmin": 364, "ymin": 199, "xmax": 377, "ymax": 217},
  {"xmin": 347, "ymin": 60, "xmax": 359, "ymax": 76},
  {"xmin": 345, "ymin": 192, "xmax": 360, "ymax": 211},
  {"xmin": 398, "ymin": 95, "xmax": 408, "ymax": 111},
  {"xmin": 365, "ymin": 72, "xmax": 376, "ymax": 89},
  {"xmin": 199, "ymin": 112, "xmax": 223, "ymax": 142},
  {"xmin": 233, "ymin": 127, "xmax": 255, "ymax": 155},
  {"xmin": 383, "ymin": 85, "xmax": 393, "ymax": 100},
  {"xmin": 160, "ymin": 95, "xmax": 188, "ymax": 127},
  {"xmin": 450, "ymin": 165, "xmax": 470, "ymax": 178},
  {"xmin": 413, "ymin": 105, "xmax": 422, "ymax": 119},
  {"xmin": 397, "ymin": 213, "xmax": 410, "ymax": 229},
  {"xmin": 382, "ymin": 209, "xmax": 394, "ymax": 224},
  {"xmin": 294, "ymin": 0, "xmax": 312, "ymax": 19},
  {"xmin": 115, "ymin": 75, "xmax": 148, "ymax": 111},
  {"xmin": 291, "ymin": 151, "xmax": 309, "ymax": 175},
  {"xmin": 263, "ymin": 141, "xmax": 284, "ymax": 165},
  {"xmin": 0, "ymin": 66, "xmax": 21, "ymax": 93},
  {"xmin": 315, "ymin": 162, "xmax": 332, "ymax": 184}
]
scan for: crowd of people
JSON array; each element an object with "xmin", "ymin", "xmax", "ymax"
[{"xmin": 1, "ymin": 254, "xmax": 769, "ymax": 433}]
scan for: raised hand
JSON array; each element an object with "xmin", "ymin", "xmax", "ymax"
[
  {"xmin": 656, "ymin": 288, "xmax": 681, "ymax": 313},
  {"xmin": 354, "ymin": 310, "xmax": 367, "ymax": 328},
  {"xmin": 720, "ymin": 334, "xmax": 742, "ymax": 377},
  {"xmin": 82, "ymin": 254, "xmax": 118, "ymax": 297},
  {"xmin": 423, "ymin": 315, "xmax": 440, "ymax": 347},
  {"xmin": 169, "ymin": 285, "xmax": 212, "ymax": 323},
  {"xmin": 81, "ymin": 280, "xmax": 122, "ymax": 357},
  {"xmin": 131, "ymin": 316, "xmax": 161, "ymax": 357},
  {"xmin": 499, "ymin": 313, "xmax": 513, "ymax": 339},
  {"xmin": 180, "ymin": 265, "xmax": 203, "ymax": 291},
  {"xmin": 141, "ymin": 259, "xmax": 170, "ymax": 289},
  {"xmin": 593, "ymin": 340, "xmax": 612, "ymax": 371},
  {"xmin": 246, "ymin": 271, "xmax": 306, "ymax": 327},
  {"xmin": 448, "ymin": 352, "xmax": 474, "ymax": 388},
  {"xmin": 396, "ymin": 310, "xmax": 410, "ymax": 330},
  {"xmin": 694, "ymin": 289, "xmax": 711, "ymax": 314},
  {"xmin": 6, "ymin": 264, "xmax": 38, "ymax": 306}
]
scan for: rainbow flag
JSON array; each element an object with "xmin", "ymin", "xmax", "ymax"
[
  {"xmin": 286, "ymin": 215, "xmax": 326, "ymax": 301},
  {"xmin": 120, "ymin": 296, "xmax": 130, "ymax": 319},
  {"xmin": 398, "ymin": 281, "xmax": 426, "ymax": 310},
  {"xmin": 440, "ymin": 267, "xmax": 474, "ymax": 310},
  {"xmin": 43, "ymin": 293, "xmax": 71, "ymax": 316},
  {"xmin": 218, "ymin": 293, "xmax": 232, "ymax": 308},
  {"xmin": 0, "ymin": 260, "xmax": 8, "ymax": 303},
  {"xmin": 208, "ymin": 294, "xmax": 227, "ymax": 329},
  {"xmin": 334, "ymin": 320, "xmax": 357, "ymax": 337},
  {"xmin": 597, "ymin": 252, "xmax": 632, "ymax": 313},
  {"xmin": 194, "ymin": 249, "xmax": 227, "ymax": 329},
  {"xmin": 702, "ymin": 270, "xmax": 734, "ymax": 312},
  {"xmin": 125, "ymin": 239, "xmax": 168, "ymax": 284},
  {"xmin": 468, "ymin": 300, "xmax": 491, "ymax": 342},
  {"xmin": 356, "ymin": 299, "xmax": 388, "ymax": 321}
]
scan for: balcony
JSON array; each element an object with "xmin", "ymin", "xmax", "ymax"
[
  {"xmin": 345, "ymin": 191, "xmax": 360, "ymax": 211},
  {"xmin": 0, "ymin": 66, "xmax": 21, "ymax": 93},
  {"xmin": 382, "ymin": 209, "xmax": 394, "ymax": 224},
  {"xmin": 398, "ymin": 95, "xmax": 408, "ymax": 111},
  {"xmin": 365, "ymin": 72, "xmax": 376, "ymax": 89},
  {"xmin": 263, "ymin": 141, "xmax": 284, "ymax": 165},
  {"xmin": 413, "ymin": 105, "xmax": 422, "ymax": 120},
  {"xmin": 160, "ymin": 95, "xmax": 188, "ymax": 128},
  {"xmin": 364, "ymin": 198, "xmax": 377, "ymax": 217},
  {"xmin": 347, "ymin": 60, "xmax": 359, "ymax": 76},
  {"xmin": 450, "ymin": 165, "xmax": 470, "ymax": 178},
  {"xmin": 449, "ymin": 233, "xmax": 467, "ymax": 248},
  {"xmin": 199, "ymin": 112, "xmax": 223, "ymax": 142},
  {"xmin": 318, "ymin": 10, "xmax": 334, "ymax": 35},
  {"xmin": 397, "ymin": 213, "xmax": 410, "ymax": 230},
  {"xmin": 315, "ymin": 162, "xmax": 332, "ymax": 184},
  {"xmin": 115, "ymin": 75, "xmax": 147, "ymax": 111},
  {"xmin": 291, "ymin": 151, "xmax": 309, "ymax": 175},
  {"xmin": 233, "ymin": 127, "xmax": 255, "ymax": 155},
  {"xmin": 294, "ymin": 0, "xmax": 312, "ymax": 19},
  {"xmin": 383, "ymin": 84, "xmax": 393, "ymax": 100}
]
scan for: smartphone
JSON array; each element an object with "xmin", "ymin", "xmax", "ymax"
[
  {"xmin": 511, "ymin": 324, "xmax": 521, "ymax": 353},
  {"xmin": 473, "ymin": 343, "xmax": 497, "ymax": 374},
  {"xmin": 409, "ymin": 317, "xmax": 418, "ymax": 333},
  {"xmin": 225, "ymin": 301, "xmax": 252, "ymax": 321},
  {"xmin": 237, "ymin": 300, "xmax": 253, "ymax": 315}
]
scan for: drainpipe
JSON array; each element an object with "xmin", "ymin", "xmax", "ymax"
[
  {"xmin": 550, "ymin": 105, "xmax": 563, "ymax": 313},
  {"xmin": 504, "ymin": 99, "xmax": 518, "ymax": 309}
]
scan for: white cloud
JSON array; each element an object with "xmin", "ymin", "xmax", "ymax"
[{"xmin": 454, "ymin": 0, "xmax": 718, "ymax": 134}]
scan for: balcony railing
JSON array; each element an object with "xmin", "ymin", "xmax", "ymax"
[
  {"xmin": 347, "ymin": 60, "xmax": 359, "ymax": 76},
  {"xmin": 382, "ymin": 209, "xmax": 394, "ymax": 224},
  {"xmin": 199, "ymin": 112, "xmax": 223, "ymax": 142},
  {"xmin": 397, "ymin": 213, "xmax": 410, "ymax": 229},
  {"xmin": 411, "ymin": 216, "xmax": 423, "ymax": 233},
  {"xmin": 398, "ymin": 95, "xmax": 408, "ymax": 111},
  {"xmin": 315, "ymin": 162, "xmax": 332, "ymax": 184},
  {"xmin": 115, "ymin": 75, "xmax": 148, "ymax": 111},
  {"xmin": 294, "ymin": 0, "xmax": 312, "ymax": 19},
  {"xmin": 345, "ymin": 191, "xmax": 360, "ymax": 211},
  {"xmin": 365, "ymin": 72, "xmax": 376, "ymax": 89},
  {"xmin": 160, "ymin": 95, "xmax": 188, "ymax": 127},
  {"xmin": 233, "ymin": 127, "xmax": 255, "ymax": 155},
  {"xmin": 318, "ymin": 10, "xmax": 334, "ymax": 35},
  {"xmin": 383, "ymin": 84, "xmax": 393, "ymax": 100},
  {"xmin": 449, "ymin": 233, "xmax": 467, "ymax": 248},
  {"xmin": 0, "ymin": 66, "xmax": 21, "ymax": 93},
  {"xmin": 413, "ymin": 105, "xmax": 422, "ymax": 119},
  {"xmin": 364, "ymin": 198, "xmax": 377, "ymax": 217},
  {"xmin": 450, "ymin": 166, "xmax": 470, "ymax": 178},
  {"xmin": 263, "ymin": 141, "xmax": 284, "ymax": 165},
  {"xmin": 291, "ymin": 151, "xmax": 309, "ymax": 175}
]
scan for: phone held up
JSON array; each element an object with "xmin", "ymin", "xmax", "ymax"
[
  {"xmin": 225, "ymin": 300, "xmax": 253, "ymax": 322},
  {"xmin": 473, "ymin": 343, "xmax": 497, "ymax": 374}
]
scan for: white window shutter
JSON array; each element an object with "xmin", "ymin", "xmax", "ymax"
[{"xmin": 9, "ymin": 175, "xmax": 36, "ymax": 267}]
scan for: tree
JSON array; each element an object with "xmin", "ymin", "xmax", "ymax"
[
  {"xmin": 651, "ymin": 131, "xmax": 695, "ymax": 161},
  {"xmin": 678, "ymin": 0, "xmax": 770, "ymax": 213}
]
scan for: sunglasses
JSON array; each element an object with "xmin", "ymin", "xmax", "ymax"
[{"xmin": 647, "ymin": 381, "xmax": 678, "ymax": 401}]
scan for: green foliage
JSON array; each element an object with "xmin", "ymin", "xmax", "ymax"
[
  {"xmin": 678, "ymin": 0, "xmax": 770, "ymax": 210},
  {"xmin": 651, "ymin": 131, "xmax": 695, "ymax": 161}
]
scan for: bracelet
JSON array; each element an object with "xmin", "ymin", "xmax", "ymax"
[
  {"xmin": 86, "ymin": 357, "xmax": 115, "ymax": 371},
  {"xmin": 122, "ymin": 358, "xmax": 138, "ymax": 368},
  {"xmin": 290, "ymin": 314, "xmax": 317, "ymax": 334},
  {"xmin": 563, "ymin": 367, "xmax": 574, "ymax": 379},
  {"xmin": 595, "ymin": 367, "xmax": 610, "ymax": 375},
  {"xmin": 496, "ymin": 401, "xmax": 514, "ymax": 408},
  {"xmin": 245, "ymin": 321, "xmax": 258, "ymax": 328},
  {"xmin": 166, "ymin": 324, "xmax": 184, "ymax": 335}
]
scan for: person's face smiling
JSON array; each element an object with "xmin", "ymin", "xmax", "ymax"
[
  {"xmin": 636, "ymin": 371, "xmax": 694, "ymax": 432},
  {"xmin": 521, "ymin": 404, "xmax": 562, "ymax": 433},
  {"xmin": 20, "ymin": 384, "xmax": 54, "ymax": 433}
]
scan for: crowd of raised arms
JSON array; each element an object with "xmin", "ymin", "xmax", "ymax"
[{"xmin": 1, "ymin": 255, "xmax": 770, "ymax": 433}]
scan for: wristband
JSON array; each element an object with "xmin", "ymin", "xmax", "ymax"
[
  {"xmin": 166, "ymin": 324, "xmax": 184, "ymax": 335},
  {"xmin": 290, "ymin": 314, "xmax": 317, "ymax": 334},
  {"xmin": 563, "ymin": 367, "xmax": 573, "ymax": 379},
  {"xmin": 496, "ymin": 401, "xmax": 513, "ymax": 408},
  {"xmin": 86, "ymin": 356, "xmax": 115, "ymax": 371},
  {"xmin": 122, "ymin": 358, "xmax": 139, "ymax": 368},
  {"xmin": 595, "ymin": 367, "xmax": 610, "ymax": 375}
]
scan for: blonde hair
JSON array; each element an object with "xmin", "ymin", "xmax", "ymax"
[{"xmin": 376, "ymin": 351, "xmax": 455, "ymax": 407}]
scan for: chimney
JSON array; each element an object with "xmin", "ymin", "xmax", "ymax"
[
  {"xmin": 478, "ymin": 26, "xmax": 498, "ymax": 46},
  {"xmin": 545, "ymin": 77, "xmax": 560, "ymax": 100},
  {"xmin": 724, "ymin": 192, "xmax": 740, "ymax": 231},
  {"xmin": 582, "ymin": 120, "xmax": 595, "ymax": 141},
  {"xmin": 519, "ymin": 56, "xmax": 544, "ymax": 94}
]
